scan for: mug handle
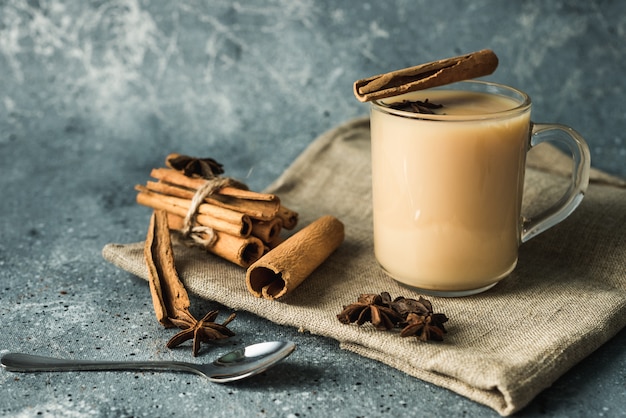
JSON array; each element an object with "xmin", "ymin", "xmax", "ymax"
[{"xmin": 520, "ymin": 123, "xmax": 591, "ymax": 243}]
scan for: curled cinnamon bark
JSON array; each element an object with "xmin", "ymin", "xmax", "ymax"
[
  {"xmin": 144, "ymin": 210, "xmax": 191, "ymax": 327},
  {"xmin": 251, "ymin": 217, "xmax": 283, "ymax": 243},
  {"xmin": 136, "ymin": 156, "xmax": 299, "ymax": 269},
  {"xmin": 136, "ymin": 186, "xmax": 253, "ymax": 237},
  {"xmin": 144, "ymin": 210, "xmax": 237, "ymax": 355},
  {"xmin": 150, "ymin": 168, "xmax": 280, "ymax": 220},
  {"xmin": 246, "ymin": 215, "xmax": 344, "ymax": 300},
  {"xmin": 166, "ymin": 213, "xmax": 264, "ymax": 268},
  {"xmin": 353, "ymin": 49, "xmax": 498, "ymax": 102}
]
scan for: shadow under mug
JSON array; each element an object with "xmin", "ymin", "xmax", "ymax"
[{"xmin": 370, "ymin": 80, "xmax": 591, "ymax": 297}]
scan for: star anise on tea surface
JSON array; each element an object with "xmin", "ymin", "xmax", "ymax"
[
  {"xmin": 166, "ymin": 310, "xmax": 236, "ymax": 356},
  {"xmin": 166, "ymin": 154, "xmax": 225, "ymax": 179},
  {"xmin": 337, "ymin": 293, "xmax": 403, "ymax": 330},
  {"xmin": 389, "ymin": 99, "xmax": 443, "ymax": 114}
]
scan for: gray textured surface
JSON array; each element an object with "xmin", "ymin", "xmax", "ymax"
[{"xmin": 1, "ymin": 1, "xmax": 624, "ymax": 417}]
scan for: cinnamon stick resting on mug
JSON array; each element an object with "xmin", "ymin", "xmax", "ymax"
[
  {"xmin": 353, "ymin": 49, "xmax": 498, "ymax": 102},
  {"xmin": 246, "ymin": 215, "xmax": 345, "ymax": 300}
]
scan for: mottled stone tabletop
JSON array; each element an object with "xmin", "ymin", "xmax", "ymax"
[{"xmin": 1, "ymin": 1, "xmax": 624, "ymax": 417}]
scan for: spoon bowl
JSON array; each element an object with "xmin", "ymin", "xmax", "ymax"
[{"xmin": 1, "ymin": 341, "xmax": 296, "ymax": 383}]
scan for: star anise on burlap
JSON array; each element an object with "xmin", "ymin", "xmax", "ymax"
[
  {"xmin": 166, "ymin": 310, "xmax": 236, "ymax": 356},
  {"xmin": 384, "ymin": 295, "xmax": 434, "ymax": 317},
  {"xmin": 338, "ymin": 292, "xmax": 448, "ymax": 341},
  {"xmin": 337, "ymin": 293, "xmax": 403, "ymax": 330},
  {"xmin": 166, "ymin": 153, "xmax": 225, "ymax": 179},
  {"xmin": 399, "ymin": 311, "xmax": 448, "ymax": 341},
  {"xmin": 389, "ymin": 295, "xmax": 448, "ymax": 341}
]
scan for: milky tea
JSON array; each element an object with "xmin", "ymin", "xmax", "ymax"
[{"xmin": 370, "ymin": 81, "xmax": 589, "ymax": 296}]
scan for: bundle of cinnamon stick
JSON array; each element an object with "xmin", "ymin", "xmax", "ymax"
[{"xmin": 135, "ymin": 154, "xmax": 298, "ymax": 268}]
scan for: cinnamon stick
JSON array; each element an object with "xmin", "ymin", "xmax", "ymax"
[
  {"xmin": 166, "ymin": 213, "xmax": 264, "ymax": 268},
  {"xmin": 144, "ymin": 210, "xmax": 191, "ymax": 327},
  {"xmin": 150, "ymin": 168, "xmax": 276, "ymax": 201},
  {"xmin": 137, "ymin": 157, "xmax": 299, "ymax": 269},
  {"xmin": 136, "ymin": 186, "xmax": 252, "ymax": 237},
  {"xmin": 353, "ymin": 49, "xmax": 498, "ymax": 102},
  {"xmin": 246, "ymin": 215, "xmax": 344, "ymax": 300},
  {"xmin": 149, "ymin": 169, "xmax": 281, "ymax": 220},
  {"xmin": 145, "ymin": 180, "xmax": 272, "ymax": 222},
  {"xmin": 251, "ymin": 217, "xmax": 283, "ymax": 244},
  {"xmin": 276, "ymin": 205, "xmax": 299, "ymax": 230}
]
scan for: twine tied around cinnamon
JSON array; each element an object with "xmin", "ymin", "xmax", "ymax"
[
  {"xmin": 181, "ymin": 176, "xmax": 248, "ymax": 247},
  {"xmin": 133, "ymin": 153, "xmax": 343, "ymax": 299}
]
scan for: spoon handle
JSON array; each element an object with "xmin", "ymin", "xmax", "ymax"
[{"xmin": 1, "ymin": 353, "xmax": 201, "ymax": 375}]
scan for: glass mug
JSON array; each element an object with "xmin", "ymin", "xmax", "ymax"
[{"xmin": 370, "ymin": 80, "xmax": 590, "ymax": 297}]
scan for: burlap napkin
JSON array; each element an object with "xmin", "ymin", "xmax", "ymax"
[{"xmin": 103, "ymin": 117, "xmax": 626, "ymax": 416}]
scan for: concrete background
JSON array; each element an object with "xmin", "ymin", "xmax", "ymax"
[{"xmin": 1, "ymin": 1, "xmax": 624, "ymax": 417}]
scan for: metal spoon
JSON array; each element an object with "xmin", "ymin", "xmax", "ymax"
[{"xmin": 1, "ymin": 341, "xmax": 295, "ymax": 383}]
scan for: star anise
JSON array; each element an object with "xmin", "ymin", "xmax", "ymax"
[
  {"xmin": 166, "ymin": 154, "xmax": 225, "ymax": 179},
  {"xmin": 337, "ymin": 293, "xmax": 403, "ymax": 330},
  {"xmin": 389, "ymin": 295, "xmax": 448, "ymax": 341},
  {"xmin": 386, "ymin": 295, "xmax": 433, "ymax": 318},
  {"xmin": 399, "ymin": 312, "xmax": 448, "ymax": 342},
  {"xmin": 338, "ymin": 292, "xmax": 449, "ymax": 342},
  {"xmin": 166, "ymin": 310, "xmax": 236, "ymax": 356},
  {"xmin": 389, "ymin": 99, "xmax": 443, "ymax": 114}
]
